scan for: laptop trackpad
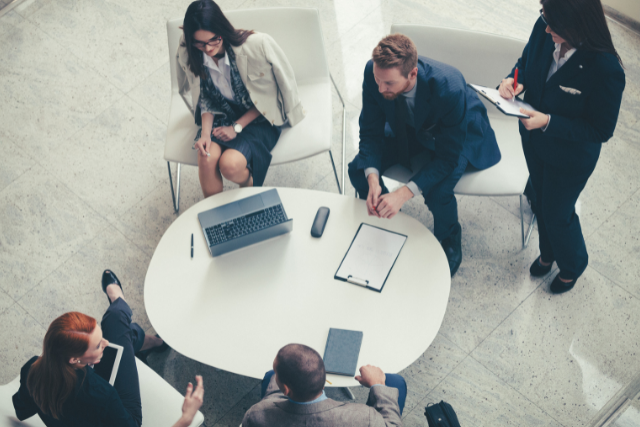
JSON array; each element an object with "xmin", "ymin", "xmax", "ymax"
[{"xmin": 239, "ymin": 195, "xmax": 264, "ymax": 213}]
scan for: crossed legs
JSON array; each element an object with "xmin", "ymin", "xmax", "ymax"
[{"xmin": 198, "ymin": 142, "xmax": 253, "ymax": 198}]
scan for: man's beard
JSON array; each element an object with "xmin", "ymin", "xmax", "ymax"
[{"xmin": 381, "ymin": 79, "xmax": 412, "ymax": 100}]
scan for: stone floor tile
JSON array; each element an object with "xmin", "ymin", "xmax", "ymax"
[
  {"xmin": 420, "ymin": 356, "xmax": 564, "ymax": 426},
  {"xmin": 0, "ymin": 136, "xmax": 35, "ymax": 194},
  {"xmin": 472, "ymin": 267, "xmax": 640, "ymax": 426},
  {"xmin": 18, "ymin": 225, "xmax": 153, "ymax": 331},
  {"xmin": 127, "ymin": 61, "xmax": 172, "ymax": 126},
  {"xmin": 0, "ymin": 165, "xmax": 107, "ymax": 300},
  {"xmin": 41, "ymin": 96, "xmax": 168, "ymax": 223},
  {"xmin": 0, "ymin": 303, "xmax": 45, "ymax": 384},
  {"xmin": 0, "ymin": 14, "xmax": 122, "ymax": 158}
]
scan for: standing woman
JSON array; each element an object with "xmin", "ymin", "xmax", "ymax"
[
  {"xmin": 177, "ymin": 0, "xmax": 305, "ymax": 197},
  {"xmin": 499, "ymin": 0, "xmax": 625, "ymax": 294}
]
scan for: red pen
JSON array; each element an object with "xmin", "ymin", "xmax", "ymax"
[{"xmin": 513, "ymin": 68, "xmax": 519, "ymax": 94}]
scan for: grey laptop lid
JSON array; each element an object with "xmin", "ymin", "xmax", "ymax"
[{"xmin": 198, "ymin": 189, "xmax": 282, "ymax": 228}]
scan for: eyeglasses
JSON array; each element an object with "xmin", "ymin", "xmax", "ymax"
[
  {"xmin": 192, "ymin": 35, "xmax": 222, "ymax": 49},
  {"xmin": 539, "ymin": 9, "xmax": 549, "ymax": 27}
]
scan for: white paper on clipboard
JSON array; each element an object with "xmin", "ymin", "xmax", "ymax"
[
  {"xmin": 469, "ymin": 84, "xmax": 536, "ymax": 118},
  {"xmin": 335, "ymin": 224, "xmax": 407, "ymax": 291}
]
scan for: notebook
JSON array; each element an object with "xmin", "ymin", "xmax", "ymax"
[{"xmin": 323, "ymin": 328, "xmax": 364, "ymax": 376}]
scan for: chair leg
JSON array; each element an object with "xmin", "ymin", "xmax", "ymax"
[
  {"xmin": 328, "ymin": 151, "xmax": 342, "ymax": 194},
  {"xmin": 520, "ymin": 194, "xmax": 536, "ymax": 248},
  {"xmin": 344, "ymin": 387, "xmax": 355, "ymax": 400},
  {"xmin": 167, "ymin": 161, "xmax": 181, "ymax": 214},
  {"xmin": 330, "ymin": 73, "xmax": 346, "ymax": 195}
]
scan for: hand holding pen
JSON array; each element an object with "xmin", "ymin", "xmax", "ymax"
[{"xmin": 498, "ymin": 68, "xmax": 524, "ymax": 100}]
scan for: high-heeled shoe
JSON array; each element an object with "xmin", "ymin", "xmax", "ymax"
[
  {"xmin": 101, "ymin": 269, "xmax": 123, "ymax": 305},
  {"xmin": 529, "ymin": 256, "xmax": 553, "ymax": 277},
  {"xmin": 549, "ymin": 274, "xmax": 577, "ymax": 294}
]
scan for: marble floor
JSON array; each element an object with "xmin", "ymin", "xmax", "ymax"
[{"xmin": 1, "ymin": 0, "xmax": 640, "ymax": 426}]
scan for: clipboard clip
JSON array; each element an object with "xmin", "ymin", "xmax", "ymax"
[{"xmin": 347, "ymin": 275, "xmax": 369, "ymax": 287}]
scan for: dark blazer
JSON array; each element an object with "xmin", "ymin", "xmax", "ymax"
[
  {"xmin": 356, "ymin": 56, "xmax": 501, "ymax": 193},
  {"xmin": 13, "ymin": 356, "xmax": 139, "ymax": 427},
  {"xmin": 509, "ymin": 17, "xmax": 625, "ymax": 170},
  {"xmin": 242, "ymin": 375, "xmax": 402, "ymax": 427}
]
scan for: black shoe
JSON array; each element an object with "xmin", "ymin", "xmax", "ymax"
[
  {"xmin": 549, "ymin": 274, "xmax": 577, "ymax": 294},
  {"xmin": 529, "ymin": 256, "xmax": 553, "ymax": 277},
  {"xmin": 136, "ymin": 335, "xmax": 170, "ymax": 364},
  {"xmin": 441, "ymin": 224, "xmax": 462, "ymax": 278},
  {"xmin": 102, "ymin": 270, "xmax": 123, "ymax": 305}
]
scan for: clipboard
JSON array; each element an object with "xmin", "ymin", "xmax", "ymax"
[
  {"xmin": 334, "ymin": 223, "xmax": 407, "ymax": 293},
  {"xmin": 468, "ymin": 83, "xmax": 536, "ymax": 119}
]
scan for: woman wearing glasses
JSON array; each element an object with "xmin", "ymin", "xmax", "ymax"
[
  {"xmin": 498, "ymin": 0, "xmax": 625, "ymax": 294},
  {"xmin": 177, "ymin": 0, "xmax": 305, "ymax": 197}
]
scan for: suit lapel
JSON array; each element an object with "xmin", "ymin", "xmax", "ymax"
[
  {"xmin": 545, "ymin": 49, "xmax": 592, "ymax": 87},
  {"xmin": 413, "ymin": 61, "xmax": 431, "ymax": 130}
]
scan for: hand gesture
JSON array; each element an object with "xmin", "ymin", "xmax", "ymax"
[
  {"xmin": 212, "ymin": 126, "xmax": 237, "ymax": 142},
  {"xmin": 355, "ymin": 365, "xmax": 386, "ymax": 388},
  {"xmin": 195, "ymin": 136, "xmax": 212, "ymax": 157},
  {"xmin": 181, "ymin": 376, "xmax": 204, "ymax": 423},
  {"xmin": 518, "ymin": 108, "xmax": 550, "ymax": 130},
  {"xmin": 498, "ymin": 77, "xmax": 524, "ymax": 100},
  {"xmin": 366, "ymin": 174, "xmax": 382, "ymax": 217}
]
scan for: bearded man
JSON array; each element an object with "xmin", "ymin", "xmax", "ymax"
[{"xmin": 348, "ymin": 34, "xmax": 501, "ymax": 277}]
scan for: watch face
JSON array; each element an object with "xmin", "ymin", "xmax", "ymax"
[{"xmin": 234, "ymin": 123, "xmax": 242, "ymax": 133}]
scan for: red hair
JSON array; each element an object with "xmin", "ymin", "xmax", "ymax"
[{"xmin": 27, "ymin": 312, "xmax": 96, "ymax": 419}]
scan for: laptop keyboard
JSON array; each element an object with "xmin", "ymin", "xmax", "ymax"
[{"xmin": 205, "ymin": 204, "xmax": 287, "ymax": 246}]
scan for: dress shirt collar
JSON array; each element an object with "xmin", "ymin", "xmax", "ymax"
[
  {"xmin": 287, "ymin": 390, "xmax": 327, "ymax": 405},
  {"xmin": 203, "ymin": 51, "xmax": 230, "ymax": 72},
  {"xmin": 552, "ymin": 42, "xmax": 577, "ymax": 68},
  {"xmin": 402, "ymin": 79, "xmax": 418, "ymax": 100}
]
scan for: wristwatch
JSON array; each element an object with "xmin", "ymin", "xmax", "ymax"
[{"xmin": 233, "ymin": 122, "xmax": 243, "ymax": 133}]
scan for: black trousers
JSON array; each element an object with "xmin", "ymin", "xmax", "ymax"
[
  {"xmin": 94, "ymin": 298, "xmax": 145, "ymax": 426},
  {"xmin": 523, "ymin": 141, "xmax": 599, "ymax": 280}
]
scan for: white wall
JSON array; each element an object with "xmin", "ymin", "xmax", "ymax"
[{"xmin": 603, "ymin": 0, "xmax": 640, "ymax": 23}]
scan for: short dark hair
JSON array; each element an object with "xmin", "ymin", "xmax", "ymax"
[
  {"xmin": 372, "ymin": 34, "xmax": 418, "ymax": 78},
  {"xmin": 182, "ymin": 0, "xmax": 255, "ymax": 78},
  {"xmin": 275, "ymin": 344, "xmax": 325, "ymax": 402}
]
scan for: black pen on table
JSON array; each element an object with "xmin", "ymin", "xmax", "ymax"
[{"xmin": 191, "ymin": 233, "xmax": 194, "ymax": 258}]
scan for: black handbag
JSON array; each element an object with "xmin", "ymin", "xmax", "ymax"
[{"xmin": 424, "ymin": 400, "xmax": 461, "ymax": 427}]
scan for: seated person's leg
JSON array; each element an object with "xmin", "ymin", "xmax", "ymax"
[
  {"xmin": 348, "ymin": 157, "xmax": 390, "ymax": 199},
  {"xmin": 261, "ymin": 370, "xmax": 275, "ymax": 399},
  {"xmin": 383, "ymin": 374, "xmax": 407, "ymax": 415}
]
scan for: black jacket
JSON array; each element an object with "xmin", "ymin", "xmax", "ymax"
[
  {"xmin": 509, "ymin": 17, "xmax": 625, "ymax": 170},
  {"xmin": 12, "ymin": 356, "xmax": 139, "ymax": 427}
]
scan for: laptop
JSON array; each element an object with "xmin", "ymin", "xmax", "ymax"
[{"xmin": 198, "ymin": 189, "xmax": 293, "ymax": 257}]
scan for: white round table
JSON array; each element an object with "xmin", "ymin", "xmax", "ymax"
[{"xmin": 145, "ymin": 187, "xmax": 451, "ymax": 387}]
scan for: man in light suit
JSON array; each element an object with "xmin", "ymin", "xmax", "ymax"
[
  {"xmin": 242, "ymin": 344, "xmax": 405, "ymax": 427},
  {"xmin": 349, "ymin": 34, "xmax": 501, "ymax": 277}
]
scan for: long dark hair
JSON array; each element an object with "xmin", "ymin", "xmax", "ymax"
[
  {"xmin": 182, "ymin": 0, "xmax": 254, "ymax": 78},
  {"xmin": 27, "ymin": 312, "xmax": 96, "ymax": 419},
  {"xmin": 541, "ymin": 0, "xmax": 622, "ymax": 65}
]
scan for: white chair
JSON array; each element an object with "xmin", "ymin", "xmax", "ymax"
[
  {"xmin": 383, "ymin": 25, "xmax": 535, "ymax": 247},
  {"xmin": 0, "ymin": 358, "xmax": 204, "ymax": 427},
  {"xmin": 165, "ymin": 8, "xmax": 346, "ymax": 212}
]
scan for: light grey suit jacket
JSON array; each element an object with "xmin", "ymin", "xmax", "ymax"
[{"xmin": 241, "ymin": 376, "xmax": 402, "ymax": 427}]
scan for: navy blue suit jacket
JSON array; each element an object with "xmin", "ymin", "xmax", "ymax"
[
  {"xmin": 356, "ymin": 56, "xmax": 501, "ymax": 193},
  {"xmin": 509, "ymin": 18, "xmax": 625, "ymax": 170}
]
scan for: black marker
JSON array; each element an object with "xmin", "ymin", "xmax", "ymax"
[{"xmin": 191, "ymin": 233, "xmax": 194, "ymax": 258}]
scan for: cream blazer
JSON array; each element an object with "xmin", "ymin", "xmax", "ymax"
[{"xmin": 176, "ymin": 32, "xmax": 305, "ymax": 127}]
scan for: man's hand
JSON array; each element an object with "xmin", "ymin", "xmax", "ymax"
[
  {"xmin": 176, "ymin": 376, "xmax": 204, "ymax": 427},
  {"xmin": 355, "ymin": 365, "xmax": 386, "ymax": 388},
  {"xmin": 519, "ymin": 108, "xmax": 550, "ymax": 130},
  {"xmin": 212, "ymin": 126, "xmax": 237, "ymax": 142},
  {"xmin": 366, "ymin": 174, "xmax": 382, "ymax": 217},
  {"xmin": 376, "ymin": 186, "xmax": 413, "ymax": 219},
  {"xmin": 498, "ymin": 77, "xmax": 524, "ymax": 100}
]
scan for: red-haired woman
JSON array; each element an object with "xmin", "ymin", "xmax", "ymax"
[{"xmin": 12, "ymin": 270, "xmax": 204, "ymax": 427}]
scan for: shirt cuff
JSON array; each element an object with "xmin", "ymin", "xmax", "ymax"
[
  {"xmin": 405, "ymin": 181, "xmax": 421, "ymax": 197},
  {"xmin": 364, "ymin": 167, "xmax": 379, "ymax": 179},
  {"xmin": 542, "ymin": 115, "xmax": 551, "ymax": 132},
  {"xmin": 370, "ymin": 384, "xmax": 384, "ymax": 388}
]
